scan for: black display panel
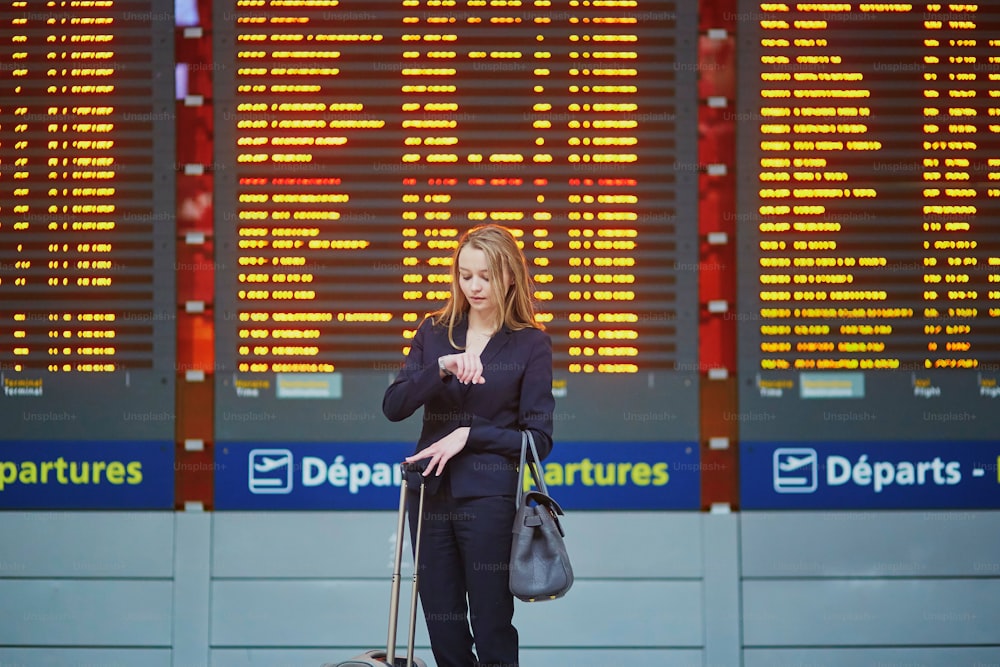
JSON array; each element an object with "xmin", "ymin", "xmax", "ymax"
[
  {"xmin": 0, "ymin": 1, "xmax": 176, "ymax": 439},
  {"xmin": 213, "ymin": 0, "xmax": 700, "ymax": 442},
  {"xmin": 736, "ymin": 1, "xmax": 1000, "ymax": 439}
]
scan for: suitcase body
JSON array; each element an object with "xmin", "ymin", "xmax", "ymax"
[
  {"xmin": 325, "ymin": 648, "xmax": 427, "ymax": 667},
  {"xmin": 322, "ymin": 466, "xmax": 428, "ymax": 667}
]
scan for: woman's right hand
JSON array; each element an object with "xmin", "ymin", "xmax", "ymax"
[{"xmin": 439, "ymin": 352, "xmax": 486, "ymax": 385}]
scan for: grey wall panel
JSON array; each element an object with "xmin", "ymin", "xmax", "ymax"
[
  {"xmin": 211, "ymin": 648, "xmax": 703, "ymax": 667},
  {"xmin": 7, "ymin": 509, "xmax": 1000, "ymax": 664},
  {"xmin": 516, "ymin": 581, "xmax": 702, "ymax": 647},
  {"xmin": 521, "ymin": 649, "xmax": 703, "ymax": 667},
  {"xmin": 0, "ymin": 580, "xmax": 172, "ymax": 646},
  {"xmin": 563, "ymin": 512, "xmax": 703, "ymax": 578},
  {"xmin": 212, "ymin": 512, "xmax": 405, "ymax": 579},
  {"xmin": 210, "ymin": 580, "xmax": 431, "ymax": 647},
  {"xmin": 745, "ymin": 647, "xmax": 1000, "ymax": 667},
  {"xmin": 211, "ymin": 580, "xmax": 699, "ymax": 649},
  {"xmin": 212, "ymin": 512, "xmax": 702, "ymax": 579},
  {"xmin": 0, "ymin": 512, "xmax": 174, "ymax": 578},
  {"xmin": 0, "ymin": 648, "xmax": 171, "ymax": 667},
  {"xmin": 743, "ymin": 579, "xmax": 1000, "ymax": 646},
  {"xmin": 742, "ymin": 511, "xmax": 1000, "ymax": 577},
  {"xmin": 703, "ymin": 513, "xmax": 740, "ymax": 667},
  {"xmin": 174, "ymin": 513, "xmax": 211, "ymax": 667}
]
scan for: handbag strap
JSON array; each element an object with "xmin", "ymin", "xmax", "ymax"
[{"xmin": 516, "ymin": 430, "xmax": 548, "ymax": 508}]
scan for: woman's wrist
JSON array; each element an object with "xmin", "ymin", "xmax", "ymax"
[{"xmin": 438, "ymin": 356, "xmax": 452, "ymax": 377}]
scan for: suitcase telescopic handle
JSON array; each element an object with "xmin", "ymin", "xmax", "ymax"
[
  {"xmin": 406, "ymin": 468, "xmax": 426, "ymax": 666},
  {"xmin": 387, "ymin": 463, "xmax": 425, "ymax": 667}
]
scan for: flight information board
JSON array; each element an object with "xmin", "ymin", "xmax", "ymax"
[
  {"xmin": 736, "ymin": 1, "xmax": 1000, "ymax": 440},
  {"xmin": 213, "ymin": 0, "xmax": 699, "ymax": 442},
  {"xmin": 0, "ymin": 1, "xmax": 176, "ymax": 440}
]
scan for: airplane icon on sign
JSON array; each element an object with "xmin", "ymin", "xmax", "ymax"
[
  {"xmin": 248, "ymin": 449, "xmax": 294, "ymax": 494},
  {"xmin": 254, "ymin": 456, "xmax": 289, "ymax": 473},
  {"xmin": 773, "ymin": 448, "xmax": 818, "ymax": 493}
]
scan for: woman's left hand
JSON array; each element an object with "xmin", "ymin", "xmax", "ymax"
[{"xmin": 405, "ymin": 426, "xmax": 470, "ymax": 476}]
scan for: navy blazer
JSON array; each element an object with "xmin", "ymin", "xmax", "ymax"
[{"xmin": 382, "ymin": 317, "xmax": 554, "ymax": 498}]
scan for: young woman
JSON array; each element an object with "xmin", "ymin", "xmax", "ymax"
[{"xmin": 382, "ymin": 224, "xmax": 555, "ymax": 667}]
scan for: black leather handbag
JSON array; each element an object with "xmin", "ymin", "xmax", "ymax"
[{"xmin": 508, "ymin": 430, "xmax": 574, "ymax": 602}]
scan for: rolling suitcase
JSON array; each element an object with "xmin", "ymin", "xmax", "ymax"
[{"xmin": 322, "ymin": 464, "xmax": 428, "ymax": 667}]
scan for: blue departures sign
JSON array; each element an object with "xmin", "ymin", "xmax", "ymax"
[
  {"xmin": 741, "ymin": 441, "xmax": 1000, "ymax": 510},
  {"xmin": 215, "ymin": 441, "xmax": 700, "ymax": 510},
  {"xmin": 0, "ymin": 441, "xmax": 174, "ymax": 509}
]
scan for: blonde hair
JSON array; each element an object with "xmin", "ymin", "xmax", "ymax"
[{"xmin": 430, "ymin": 224, "xmax": 542, "ymax": 348}]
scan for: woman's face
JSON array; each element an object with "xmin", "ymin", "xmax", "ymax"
[{"xmin": 457, "ymin": 245, "xmax": 509, "ymax": 322}]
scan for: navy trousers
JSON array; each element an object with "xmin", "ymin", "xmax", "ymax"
[{"xmin": 408, "ymin": 484, "xmax": 518, "ymax": 667}]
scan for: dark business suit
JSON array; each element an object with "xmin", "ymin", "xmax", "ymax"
[{"xmin": 383, "ymin": 317, "xmax": 554, "ymax": 667}]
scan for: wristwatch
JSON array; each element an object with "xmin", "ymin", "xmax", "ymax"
[{"xmin": 438, "ymin": 357, "xmax": 451, "ymax": 375}]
